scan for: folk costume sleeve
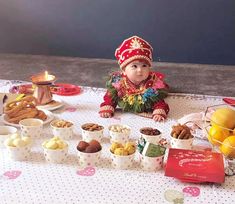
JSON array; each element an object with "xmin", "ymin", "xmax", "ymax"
[
  {"xmin": 151, "ymin": 73, "xmax": 170, "ymax": 118},
  {"xmin": 99, "ymin": 72, "xmax": 121, "ymax": 116}
]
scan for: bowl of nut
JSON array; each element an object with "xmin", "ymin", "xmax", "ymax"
[
  {"xmin": 110, "ymin": 142, "xmax": 136, "ymax": 169},
  {"xmin": 170, "ymin": 124, "xmax": 194, "ymax": 150},
  {"xmin": 108, "ymin": 124, "xmax": 131, "ymax": 144},
  {"xmin": 81, "ymin": 123, "xmax": 104, "ymax": 143},
  {"xmin": 50, "ymin": 119, "xmax": 74, "ymax": 140},
  {"xmin": 77, "ymin": 139, "xmax": 102, "ymax": 167},
  {"xmin": 140, "ymin": 127, "xmax": 162, "ymax": 145}
]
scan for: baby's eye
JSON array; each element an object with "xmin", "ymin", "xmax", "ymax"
[
  {"xmin": 132, "ymin": 65, "xmax": 137, "ymax": 68},
  {"xmin": 142, "ymin": 64, "xmax": 148, "ymax": 67}
]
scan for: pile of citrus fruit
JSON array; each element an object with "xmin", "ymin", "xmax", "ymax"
[{"xmin": 208, "ymin": 107, "xmax": 235, "ymax": 159}]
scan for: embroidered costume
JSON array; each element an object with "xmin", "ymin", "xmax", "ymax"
[{"xmin": 99, "ymin": 71, "xmax": 169, "ymax": 118}]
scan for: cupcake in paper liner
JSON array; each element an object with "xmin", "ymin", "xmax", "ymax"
[
  {"xmin": 137, "ymin": 138, "xmax": 166, "ymax": 171},
  {"xmin": 108, "ymin": 124, "xmax": 131, "ymax": 144},
  {"xmin": 50, "ymin": 119, "xmax": 74, "ymax": 140},
  {"xmin": 110, "ymin": 142, "xmax": 136, "ymax": 169},
  {"xmin": 81, "ymin": 123, "xmax": 104, "ymax": 143},
  {"xmin": 170, "ymin": 124, "xmax": 194, "ymax": 150},
  {"xmin": 77, "ymin": 140, "xmax": 102, "ymax": 167},
  {"xmin": 4, "ymin": 133, "xmax": 31, "ymax": 161},
  {"xmin": 42, "ymin": 137, "xmax": 68, "ymax": 163}
]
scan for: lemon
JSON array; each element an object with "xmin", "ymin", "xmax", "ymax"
[
  {"xmin": 208, "ymin": 125, "xmax": 230, "ymax": 146},
  {"xmin": 219, "ymin": 136, "xmax": 235, "ymax": 159}
]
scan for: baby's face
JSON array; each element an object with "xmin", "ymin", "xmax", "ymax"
[{"xmin": 123, "ymin": 60, "xmax": 151, "ymax": 85}]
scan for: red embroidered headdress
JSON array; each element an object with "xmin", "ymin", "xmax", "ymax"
[{"xmin": 115, "ymin": 36, "xmax": 153, "ymax": 69}]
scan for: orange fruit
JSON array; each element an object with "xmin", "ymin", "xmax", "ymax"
[
  {"xmin": 208, "ymin": 125, "xmax": 230, "ymax": 146},
  {"xmin": 219, "ymin": 136, "xmax": 235, "ymax": 159},
  {"xmin": 210, "ymin": 107, "xmax": 235, "ymax": 129}
]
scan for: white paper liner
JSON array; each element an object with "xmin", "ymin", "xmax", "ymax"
[
  {"xmin": 110, "ymin": 152, "xmax": 135, "ymax": 169},
  {"xmin": 140, "ymin": 132, "xmax": 162, "ymax": 145},
  {"xmin": 109, "ymin": 125, "xmax": 131, "ymax": 144},
  {"xmin": 43, "ymin": 146, "xmax": 68, "ymax": 163},
  {"xmin": 139, "ymin": 153, "xmax": 164, "ymax": 171},
  {"xmin": 170, "ymin": 136, "xmax": 194, "ymax": 150},
  {"xmin": 77, "ymin": 150, "xmax": 102, "ymax": 167},
  {"xmin": 19, "ymin": 118, "xmax": 43, "ymax": 138},
  {"xmin": 51, "ymin": 122, "xmax": 74, "ymax": 140},
  {"xmin": 0, "ymin": 126, "xmax": 18, "ymax": 148},
  {"xmin": 81, "ymin": 128, "xmax": 103, "ymax": 143},
  {"xmin": 6, "ymin": 145, "xmax": 31, "ymax": 161}
]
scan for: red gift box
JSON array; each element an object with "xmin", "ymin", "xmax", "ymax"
[{"xmin": 165, "ymin": 148, "xmax": 225, "ymax": 183}]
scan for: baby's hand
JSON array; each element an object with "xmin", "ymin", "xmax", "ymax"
[
  {"xmin": 153, "ymin": 114, "xmax": 165, "ymax": 122},
  {"xmin": 100, "ymin": 112, "xmax": 112, "ymax": 118}
]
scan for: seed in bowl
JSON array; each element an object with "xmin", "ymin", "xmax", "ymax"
[
  {"xmin": 52, "ymin": 120, "xmax": 73, "ymax": 128},
  {"xmin": 109, "ymin": 125, "xmax": 130, "ymax": 133},
  {"xmin": 140, "ymin": 127, "xmax": 161, "ymax": 136},
  {"xmin": 81, "ymin": 123, "xmax": 103, "ymax": 131}
]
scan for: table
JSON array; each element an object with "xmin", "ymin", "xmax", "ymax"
[{"xmin": 0, "ymin": 80, "xmax": 234, "ymax": 204}]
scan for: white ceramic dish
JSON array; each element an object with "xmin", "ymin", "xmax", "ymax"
[
  {"xmin": 2, "ymin": 110, "xmax": 54, "ymax": 128},
  {"xmin": 36, "ymin": 99, "xmax": 64, "ymax": 111}
]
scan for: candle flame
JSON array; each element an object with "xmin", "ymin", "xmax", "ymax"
[{"xmin": 45, "ymin": 71, "xmax": 48, "ymax": 80}]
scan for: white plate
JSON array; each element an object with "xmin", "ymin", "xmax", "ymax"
[
  {"xmin": 2, "ymin": 110, "xmax": 54, "ymax": 128},
  {"xmin": 36, "ymin": 99, "xmax": 64, "ymax": 111}
]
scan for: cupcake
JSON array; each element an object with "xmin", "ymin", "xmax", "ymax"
[
  {"xmin": 170, "ymin": 124, "xmax": 194, "ymax": 149},
  {"xmin": 77, "ymin": 139, "xmax": 102, "ymax": 167},
  {"xmin": 4, "ymin": 133, "xmax": 31, "ymax": 161},
  {"xmin": 81, "ymin": 123, "xmax": 104, "ymax": 143},
  {"xmin": 110, "ymin": 142, "xmax": 136, "ymax": 169},
  {"xmin": 108, "ymin": 124, "xmax": 131, "ymax": 144},
  {"xmin": 42, "ymin": 137, "xmax": 68, "ymax": 163}
]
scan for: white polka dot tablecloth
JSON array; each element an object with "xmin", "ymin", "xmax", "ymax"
[{"xmin": 0, "ymin": 81, "xmax": 235, "ymax": 204}]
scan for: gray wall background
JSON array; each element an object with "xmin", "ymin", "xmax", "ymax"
[{"xmin": 0, "ymin": 0, "xmax": 235, "ymax": 65}]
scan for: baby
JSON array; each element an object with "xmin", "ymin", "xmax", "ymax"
[{"xmin": 99, "ymin": 36, "xmax": 169, "ymax": 121}]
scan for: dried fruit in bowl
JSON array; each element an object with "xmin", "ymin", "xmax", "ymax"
[{"xmin": 171, "ymin": 124, "xmax": 193, "ymax": 139}]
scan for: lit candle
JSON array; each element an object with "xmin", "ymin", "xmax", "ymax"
[{"xmin": 44, "ymin": 71, "xmax": 48, "ymax": 81}]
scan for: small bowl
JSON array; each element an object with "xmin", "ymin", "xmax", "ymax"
[
  {"xmin": 19, "ymin": 118, "xmax": 43, "ymax": 138},
  {"xmin": 0, "ymin": 126, "xmax": 18, "ymax": 148},
  {"xmin": 170, "ymin": 136, "xmax": 194, "ymax": 150},
  {"xmin": 81, "ymin": 123, "xmax": 104, "ymax": 143},
  {"xmin": 140, "ymin": 127, "xmax": 162, "ymax": 145},
  {"xmin": 42, "ymin": 145, "xmax": 68, "ymax": 163},
  {"xmin": 50, "ymin": 120, "xmax": 74, "ymax": 140},
  {"xmin": 110, "ymin": 151, "xmax": 135, "ymax": 169},
  {"xmin": 5, "ymin": 144, "xmax": 31, "ymax": 161},
  {"xmin": 108, "ymin": 124, "xmax": 131, "ymax": 144},
  {"xmin": 77, "ymin": 149, "xmax": 102, "ymax": 167},
  {"xmin": 139, "ymin": 153, "xmax": 164, "ymax": 171}
]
